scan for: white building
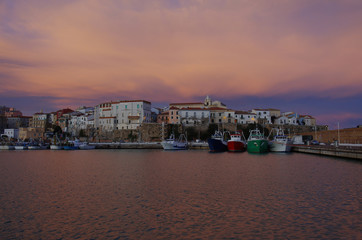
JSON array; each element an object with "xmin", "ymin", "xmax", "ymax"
[
  {"xmin": 178, "ymin": 108, "xmax": 210, "ymax": 126},
  {"xmin": 275, "ymin": 115, "xmax": 298, "ymax": 125},
  {"xmin": 275, "ymin": 116, "xmax": 289, "ymax": 125},
  {"xmin": 234, "ymin": 111, "xmax": 257, "ymax": 124},
  {"xmin": 3, "ymin": 129, "xmax": 19, "ymax": 139},
  {"xmin": 95, "ymin": 100, "xmax": 152, "ymax": 131},
  {"xmin": 68, "ymin": 112, "xmax": 95, "ymax": 136},
  {"xmin": 251, "ymin": 109, "xmax": 272, "ymax": 124}
]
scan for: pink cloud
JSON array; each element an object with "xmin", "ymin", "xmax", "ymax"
[{"xmin": 1, "ymin": 0, "xmax": 362, "ymax": 103}]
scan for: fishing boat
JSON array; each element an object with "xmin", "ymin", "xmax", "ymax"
[
  {"xmin": 78, "ymin": 142, "xmax": 96, "ymax": 150},
  {"xmin": 208, "ymin": 130, "xmax": 228, "ymax": 152},
  {"xmin": 270, "ymin": 129, "xmax": 292, "ymax": 152},
  {"xmin": 247, "ymin": 128, "xmax": 268, "ymax": 153},
  {"xmin": 51, "ymin": 136, "xmax": 63, "ymax": 150},
  {"xmin": 161, "ymin": 134, "xmax": 188, "ymax": 150},
  {"xmin": 50, "ymin": 144, "xmax": 63, "ymax": 150},
  {"xmin": 227, "ymin": 132, "xmax": 246, "ymax": 152},
  {"xmin": 0, "ymin": 144, "xmax": 15, "ymax": 150},
  {"xmin": 14, "ymin": 143, "xmax": 28, "ymax": 150},
  {"xmin": 63, "ymin": 141, "xmax": 79, "ymax": 150}
]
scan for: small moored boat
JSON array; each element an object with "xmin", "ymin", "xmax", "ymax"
[
  {"xmin": 247, "ymin": 128, "xmax": 268, "ymax": 153},
  {"xmin": 161, "ymin": 134, "xmax": 188, "ymax": 150},
  {"xmin": 227, "ymin": 132, "xmax": 246, "ymax": 152},
  {"xmin": 208, "ymin": 131, "xmax": 228, "ymax": 152},
  {"xmin": 270, "ymin": 129, "xmax": 292, "ymax": 152}
]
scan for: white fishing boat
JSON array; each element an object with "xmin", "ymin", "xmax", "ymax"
[
  {"xmin": 78, "ymin": 142, "xmax": 96, "ymax": 150},
  {"xmin": 0, "ymin": 145, "xmax": 15, "ymax": 150},
  {"xmin": 28, "ymin": 145, "xmax": 41, "ymax": 150},
  {"xmin": 14, "ymin": 143, "xmax": 28, "ymax": 150},
  {"xmin": 50, "ymin": 144, "xmax": 63, "ymax": 150},
  {"xmin": 161, "ymin": 134, "xmax": 188, "ymax": 150},
  {"xmin": 270, "ymin": 129, "xmax": 292, "ymax": 152}
]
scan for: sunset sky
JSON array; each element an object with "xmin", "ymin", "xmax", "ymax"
[{"xmin": 1, "ymin": 0, "xmax": 361, "ymax": 129}]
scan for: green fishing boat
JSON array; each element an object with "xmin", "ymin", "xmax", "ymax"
[{"xmin": 247, "ymin": 128, "xmax": 268, "ymax": 153}]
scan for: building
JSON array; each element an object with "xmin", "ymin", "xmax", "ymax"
[
  {"xmin": 30, "ymin": 112, "xmax": 50, "ymax": 130},
  {"xmin": 234, "ymin": 111, "xmax": 257, "ymax": 124},
  {"xmin": 4, "ymin": 108, "xmax": 23, "ymax": 117},
  {"xmin": 68, "ymin": 111, "xmax": 95, "ymax": 136},
  {"xmin": 6, "ymin": 116, "xmax": 31, "ymax": 129},
  {"xmin": 299, "ymin": 115, "xmax": 316, "ymax": 126},
  {"xmin": 18, "ymin": 127, "xmax": 45, "ymax": 140},
  {"xmin": 251, "ymin": 109, "xmax": 272, "ymax": 124},
  {"xmin": 178, "ymin": 108, "xmax": 210, "ymax": 126},
  {"xmin": 167, "ymin": 96, "xmax": 228, "ymax": 126},
  {"xmin": 0, "ymin": 115, "xmax": 6, "ymax": 134},
  {"xmin": 168, "ymin": 107, "xmax": 180, "ymax": 124},
  {"xmin": 157, "ymin": 111, "xmax": 169, "ymax": 124},
  {"xmin": 95, "ymin": 100, "xmax": 152, "ymax": 131},
  {"xmin": 3, "ymin": 129, "xmax": 19, "ymax": 139}
]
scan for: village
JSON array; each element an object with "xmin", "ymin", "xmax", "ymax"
[{"xmin": 1, "ymin": 96, "xmax": 325, "ymax": 144}]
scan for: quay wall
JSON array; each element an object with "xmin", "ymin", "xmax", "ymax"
[
  {"xmin": 300, "ymin": 127, "xmax": 362, "ymax": 144},
  {"xmin": 293, "ymin": 145, "xmax": 362, "ymax": 160}
]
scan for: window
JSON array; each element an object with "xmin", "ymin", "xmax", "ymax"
[
  {"xmin": 186, "ymin": 112, "xmax": 188, "ymax": 117},
  {"xmin": 137, "ymin": 104, "xmax": 139, "ymax": 108},
  {"xmin": 219, "ymin": 113, "xmax": 221, "ymax": 117},
  {"xmin": 125, "ymin": 105, "xmax": 127, "ymax": 109}
]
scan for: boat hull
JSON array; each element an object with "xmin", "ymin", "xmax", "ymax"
[
  {"xmin": 15, "ymin": 146, "xmax": 28, "ymax": 150},
  {"xmin": 208, "ymin": 138, "xmax": 228, "ymax": 152},
  {"xmin": 28, "ymin": 146, "xmax": 41, "ymax": 150},
  {"xmin": 161, "ymin": 142, "xmax": 188, "ymax": 150},
  {"xmin": 79, "ymin": 144, "xmax": 96, "ymax": 150},
  {"xmin": 247, "ymin": 140, "xmax": 268, "ymax": 153},
  {"xmin": 0, "ymin": 145, "xmax": 15, "ymax": 150},
  {"xmin": 63, "ymin": 146, "xmax": 78, "ymax": 150},
  {"xmin": 270, "ymin": 141, "xmax": 292, "ymax": 152},
  {"xmin": 227, "ymin": 141, "xmax": 246, "ymax": 152},
  {"xmin": 50, "ymin": 145, "xmax": 63, "ymax": 150}
]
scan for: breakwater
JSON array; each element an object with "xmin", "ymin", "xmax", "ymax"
[{"xmin": 292, "ymin": 145, "xmax": 362, "ymax": 160}]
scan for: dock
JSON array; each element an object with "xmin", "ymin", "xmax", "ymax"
[
  {"xmin": 292, "ymin": 145, "xmax": 362, "ymax": 160},
  {"xmin": 93, "ymin": 142, "xmax": 162, "ymax": 149}
]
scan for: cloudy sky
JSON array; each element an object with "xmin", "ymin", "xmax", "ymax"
[{"xmin": 1, "ymin": 0, "xmax": 361, "ymax": 129}]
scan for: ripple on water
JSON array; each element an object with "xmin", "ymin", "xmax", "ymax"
[{"xmin": 0, "ymin": 150, "xmax": 361, "ymax": 239}]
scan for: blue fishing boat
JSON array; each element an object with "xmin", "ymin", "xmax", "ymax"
[{"xmin": 208, "ymin": 131, "xmax": 228, "ymax": 152}]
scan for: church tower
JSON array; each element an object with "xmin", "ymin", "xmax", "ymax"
[{"xmin": 204, "ymin": 95, "xmax": 212, "ymax": 107}]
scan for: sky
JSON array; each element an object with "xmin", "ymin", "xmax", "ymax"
[{"xmin": 0, "ymin": 0, "xmax": 361, "ymax": 129}]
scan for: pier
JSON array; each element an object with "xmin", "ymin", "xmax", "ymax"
[
  {"xmin": 292, "ymin": 145, "xmax": 362, "ymax": 160},
  {"xmin": 93, "ymin": 142, "xmax": 162, "ymax": 149}
]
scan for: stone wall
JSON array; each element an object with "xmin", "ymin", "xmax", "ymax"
[{"xmin": 300, "ymin": 127, "xmax": 362, "ymax": 144}]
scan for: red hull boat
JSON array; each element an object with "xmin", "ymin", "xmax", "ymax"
[{"xmin": 227, "ymin": 133, "xmax": 246, "ymax": 152}]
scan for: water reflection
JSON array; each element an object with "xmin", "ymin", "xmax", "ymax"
[{"xmin": 0, "ymin": 150, "xmax": 361, "ymax": 239}]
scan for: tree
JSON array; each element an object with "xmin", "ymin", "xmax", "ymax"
[
  {"xmin": 79, "ymin": 129, "xmax": 87, "ymax": 138},
  {"xmin": 53, "ymin": 125, "xmax": 62, "ymax": 136}
]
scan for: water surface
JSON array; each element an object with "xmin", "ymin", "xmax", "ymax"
[{"xmin": 0, "ymin": 150, "xmax": 361, "ymax": 239}]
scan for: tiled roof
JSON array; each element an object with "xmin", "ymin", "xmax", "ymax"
[
  {"xmin": 235, "ymin": 111, "xmax": 253, "ymax": 114},
  {"xmin": 170, "ymin": 102, "xmax": 203, "ymax": 105},
  {"xmin": 179, "ymin": 107, "xmax": 209, "ymax": 111},
  {"xmin": 111, "ymin": 100, "xmax": 152, "ymax": 104}
]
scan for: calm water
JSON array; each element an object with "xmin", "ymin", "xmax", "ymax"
[{"xmin": 0, "ymin": 150, "xmax": 361, "ymax": 239}]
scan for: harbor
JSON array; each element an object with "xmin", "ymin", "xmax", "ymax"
[
  {"xmin": 292, "ymin": 145, "xmax": 362, "ymax": 160},
  {"xmin": 2, "ymin": 141, "xmax": 361, "ymax": 160}
]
